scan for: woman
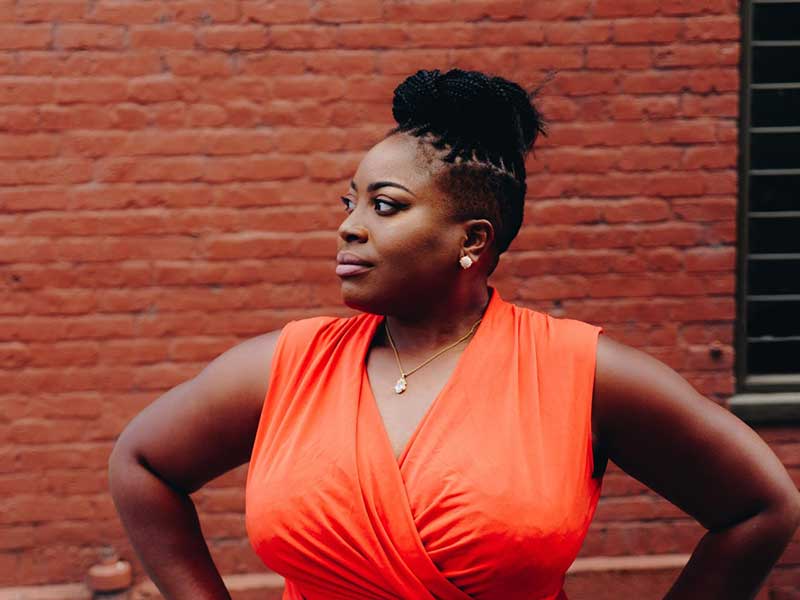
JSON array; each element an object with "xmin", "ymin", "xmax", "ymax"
[{"xmin": 108, "ymin": 69, "xmax": 800, "ymax": 600}]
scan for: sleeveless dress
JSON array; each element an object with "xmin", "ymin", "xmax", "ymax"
[{"xmin": 245, "ymin": 288, "xmax": 604, "ymax": 600}]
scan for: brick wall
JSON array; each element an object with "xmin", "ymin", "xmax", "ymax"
[{"xmin": 1, "ymin": 0, "xmax": 798, "ymax": 596}]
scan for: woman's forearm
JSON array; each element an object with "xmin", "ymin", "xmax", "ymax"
[
  {"xmin": 663, "ymin": 503, "xmax": 800, "ymax": 599},
  {"xmin": 108, "ymin": 448, "xmax": 232, "ymax": 600}
]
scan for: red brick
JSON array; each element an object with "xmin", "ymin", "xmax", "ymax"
[
  {"xmin": 645, "ymin": 120, "xmax": 718, "ymax": 144},
  {"xmin": 597, "ymin": 0, "xmax": 661, "ymax": 17},
  {"xmin": 635, "ymin": 222, "xmax": 705, "ymax": 246},
  {"xmin": 527, "ymin": 200, "xmax": 604, "ymax": 225},
  {"xmin": 614, "ymin": 18, "xmax": 682, "ymax": 43},
  {"xmin": 685, "ymin": 247, "xmax": 736, "ymax": 271},
  {"xmin": 683, "ymin": 145, "xmax": 737, "ymax": 169},
  {"xmin": 95, "ymin": 157, "xmax": 205, "ymax": 183},
  {"xmin": 617, "ymin": 147, "xmax": 683, "ymax": 171},
  {"xmin": 55, "ymin": 78, "xmax": 127, "ymax": 103},
  {"xmin": 685, "ymin": 68, "xmax": 739, "ymax": 93},
  {"xmin": 0, "ymin": 158, "xmax": 92, "ymax": 185},
  {"xmin": 169, "ymin": 0, "xmax": 240, "ymax": 23},
  {"xmin": 304, "ymin": 50, "xmax": 377, "ymax": 76},
  {"xmin": 671, "ymin": 197, "xmax": 736, "ymax": 221},
  {"xmin": 551, "ymin": 72, "xmax": 618, "ymax": 96},
  {"xmin": 16, "ymin": 0, "xmax": 86, "ymax": 22},
  {"xmin": 197, "ymin": 25, "xmax": 269, "ymax": 50},
  {"xmin": 91, "ymin": 1, "xmax": 169, "ymax": 24},
  {"xmin": 312, "ymin": 0, "xmax": 383, "ymax": 23},
  {"xmin": 269, "ymin": 75, "xmax": 348, "ymax": 101},
  {"xmin": 37, "ymin": 105, "xmax": 114, "ymax": 130},
  {"xmin": 544, "ymin": 22, "xmax": 612, "ymax": 45},
  {"xmin": 715, "ymin": 121, "xmax": 738, "ymax": 143},
  {"xmin": 525, "ymin": 0, "xmax": 590, "ymax": 20},
  {"xmin": 272, "ymin": 24, "xmax": 339, "ymax": 49},
  {"xmin": 165, "ymin": 51, "xmax": 235, "ymax": 77},
  {"xmin": 63, "ymin": 51, "xmax": 162, "ymax": 77},
  {"xmin": 603, "ymin": 199, "xmax": 672, "ymax": 223},
  {"xmin": 191, "ymin": 77, "xmax": 270, "ymax": 103},
  {"xmin": 680, "ymin": 93, "xmax": 738, "ymax": 118},
  {"xmin": 700, "ymin": 170, "xmax": 737, "ymax": 194},
  {"xmin": 654, "ymin": 44, "xmax": 739, "ymax": 68},
  {"xmin": 517, "ymin": 47, "xmax": 585, "ymax": 70},
  {"xmin": 466, "ymin": 0, "xmax": 529, "ymax": 20},
  {"xmin": 540, "ymin": 148, "xmax": 619, "ymax": 173},
  {"xmin": 474, "ymin": 22, "xmax": 545, "ymax": 46},
  {"xmin": 376, "ymin": 49, "xmax": 450, "ymax": 76},
  {"xmin": 406, "ymin": 23, "xmax": 477, "ymax": 48},
  {"xmin": 0, "ymin": 134, "xmax": 58, "ymax": 158},
  {"xmin": 242, "ymin": 0, "xmax": 313, "ymax": 24},
  {"xmin": 568, "ymin": 224, "xmax": 640, "ymax": 249},
  {"xmin": 130, "ymin": 26, "xmax": 196, "ymax": 49},
  {"xmin": 537, "ymin": 96, "xmax": 580, "ymax": 121},
  {"xmin": 610, "ymin": 96, "xmax": 679, "ymax": 121},
  {"xmin": 0, "ymin": 77, "xmax": 54, "ymax": 103},
  {"xmin": 684, "ymin": 16, "xmax": 740, "ymax": 41},
  {"xmin": 661, "ymin": 0, "xmax": 731, "ymax": 16},
  {"xmin": 0, "ymin": 24, "xmax": 51, "ymax": 49},
  {"xmin": 643, "ymin": 174, "xmax": 704, "ymax": 197},
  {"xmin": 587, "ymin": 46, "xmax": 653, "ymax": 70},
  {"xmin": 56, "ymin": 24, "xmax": 125, "ymax": 49},
  {"xmin": 203, "ymin": 155, "xmax": 306, "ymax": 182}
]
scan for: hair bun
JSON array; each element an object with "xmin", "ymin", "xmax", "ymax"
[{"xmin": 391, "ymin": 68, "xmax": 545, "ymax": 167}]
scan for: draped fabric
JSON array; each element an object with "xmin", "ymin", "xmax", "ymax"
[{"xmin": 245, "ymin": 288, "xmax": 604, "ymax": 599}]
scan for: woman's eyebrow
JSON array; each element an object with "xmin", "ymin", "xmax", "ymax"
[{"xmin": 349, "ymin": 180, "xmax": 416, "ymax": 196}]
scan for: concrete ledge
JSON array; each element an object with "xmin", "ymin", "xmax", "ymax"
[
  {"xmin": 568, "ymin": 553, "xmax": 689, "ymax": 573},
  {"xmin": 0, "ymin": 573, "xmax": 286, "ymax": 600},
  {"xmin": 0, "ymin": 584, "xmax": 92, "ymax": 600},
  {"xmin": 728, "ymin": 392, "xmax": 800, "ymax": 424},
  {"xmin": 0, "ymin": 556, "xmax": 691, "ymax": 599}
]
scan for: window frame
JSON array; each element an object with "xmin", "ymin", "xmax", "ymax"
[{"xmin": 731, "ymin": 0, "xmax": 800, "ymax": 423}]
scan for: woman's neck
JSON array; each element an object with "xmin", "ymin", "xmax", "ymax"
[{"xmin": 381, "ymin": 285, "xmax": 491, "ymax": 354}]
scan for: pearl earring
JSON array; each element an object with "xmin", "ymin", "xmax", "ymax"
[{"xmin": 459, "ymin": 255, "xmax": 473, "ymax": 269}]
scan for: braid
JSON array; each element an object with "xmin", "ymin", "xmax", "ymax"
[{"xmin": 388, "ymin": 68, "xmax": 546, "ymax": 256}]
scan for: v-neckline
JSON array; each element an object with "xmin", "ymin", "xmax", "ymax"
[{"xmin": 360, "ymin": 288, "xmax": 498, "ymax": 468}]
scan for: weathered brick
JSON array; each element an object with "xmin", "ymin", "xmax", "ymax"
[
  {"xmin": 1, "ymin": 4, "xmax": 793, "ymax": 598},
  {"xmin": 56, "ymin": 24, "xmax": 125, "ymax": 49},
  {"xmin": 0, "ymin": 24, "xmax": 51, "ymax": 49}
]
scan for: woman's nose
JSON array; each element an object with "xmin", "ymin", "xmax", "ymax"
[{"xmin": 337, "ymin": 213, "xmax": 369, "ymax": 244}]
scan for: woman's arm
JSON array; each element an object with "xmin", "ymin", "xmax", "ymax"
[
  {"xmin": 108, "ymin": 329, "xmax": 281, "ymax": 600},
  {"xmin": 592, "ymin": 335, "xmax": 800, "ymax": 600}
]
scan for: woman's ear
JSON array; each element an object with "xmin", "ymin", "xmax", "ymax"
[{"xmin": 461, "ymin": 219, "xmax": 495, "ymax": 263}]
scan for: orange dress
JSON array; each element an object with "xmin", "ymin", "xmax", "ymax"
[{"xmin": 245, "ymin": 288, "xmax": 604, "ymax": 600}]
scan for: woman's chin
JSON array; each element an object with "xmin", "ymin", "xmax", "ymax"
[{"xmin": 339, "ymin": 281, "xmax": 384, "ymax": 315}]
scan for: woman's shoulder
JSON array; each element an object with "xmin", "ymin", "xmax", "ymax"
[
  {"xmin": 505, "ymin": 300, "xmax": 603, "ymax": 341},
  {"xmin": 281, "ymin": 311, "xmax": 371, "ymax": 337},
  {"xmin": 275, "ymin": 311, "xmax": 376, "ymax": 354}
]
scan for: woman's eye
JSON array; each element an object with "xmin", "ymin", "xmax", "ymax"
[
  {"xmin": 340, "ymin": 196, "xmax": 401, "ymax": 215},
  {"xmin": 374, "ymin": 199, "xmax": 399, "ymax": 214}
]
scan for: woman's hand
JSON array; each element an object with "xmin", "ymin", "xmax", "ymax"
[{"xmin": 592, "ymin": 335, "xmax": 800, "ymax": 599}]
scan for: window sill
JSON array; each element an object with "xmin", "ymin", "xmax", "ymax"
[{"xmin": 728, "ymin": 392, "xmax": 800, "ymax": 424}]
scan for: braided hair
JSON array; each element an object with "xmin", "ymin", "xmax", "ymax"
[{"xmin": 387, "ymin": 68, "xmax": 546, "ymax": 264}]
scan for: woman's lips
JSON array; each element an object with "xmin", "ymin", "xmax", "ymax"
[{"xmin": 336, "ymin": 264, "xmax": 373, "ymax": 277}]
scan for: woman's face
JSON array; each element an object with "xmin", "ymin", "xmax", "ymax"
[{"xmin": 336, "ymin": 133, "xmax": 466, "ymax": 315}]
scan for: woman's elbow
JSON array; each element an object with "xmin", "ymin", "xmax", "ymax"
[
  {"xmin": 762, "ymin": 488, "xmax": 800, "ymax": 542},
  {"xmin": 107, "ymin": 435, "xmax": 141, "ymax": 498}
]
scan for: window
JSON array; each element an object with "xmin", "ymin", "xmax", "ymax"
[{"xmin": 731, "ymin": 0, "xmax": 800, "ymax": 422}]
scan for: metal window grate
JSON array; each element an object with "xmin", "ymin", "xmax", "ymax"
[{"xmin": 737, "ymin": 0, "xmax": 800, "ymax": 391}]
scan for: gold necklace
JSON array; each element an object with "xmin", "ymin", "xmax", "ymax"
[{"xmin": 384, "ymin": 317, "xmax": 482, "ymax": 394}]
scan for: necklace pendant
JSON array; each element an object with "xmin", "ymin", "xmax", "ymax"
[{"xmin": 394, "ymin": 377, "xmax": 407, "ymax": 394}]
